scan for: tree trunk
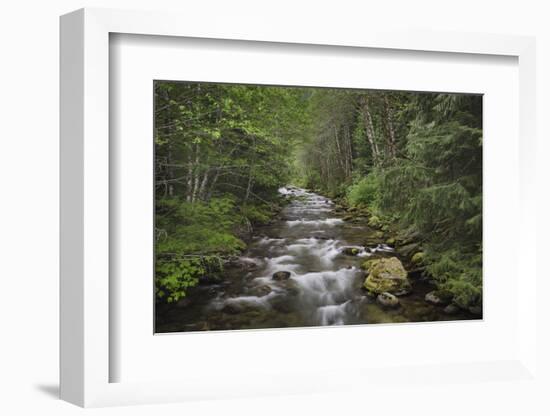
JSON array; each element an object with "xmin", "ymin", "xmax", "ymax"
[
  {"xmin": 361, "ymin": 96, "xmax": 380, "ymax": 167},
  {"xmin": 383, "ymin": 94, "xmax": 397, "ymax": 160},
  {"xmin": 186, "ymin": 149, "xmax": 193, "ymax": 202},
  {"xmin": 191, "ymin": 145, "xmax": 201, "ymax": 203},
  {"xmin": 244, "ymin": 136, "xmax": 257, "ymax": 203},
  {"xmin": 198, "ymin": 171, "xmax": 209, "ymax": 200},
  {"xmin": 333, "ymin": 126, "xmax": 345, "ymax": 176}
]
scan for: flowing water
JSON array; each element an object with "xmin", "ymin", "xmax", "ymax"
[{"xmin": 156, "ymin": 187, "xmax": 474, "ymax": 332}]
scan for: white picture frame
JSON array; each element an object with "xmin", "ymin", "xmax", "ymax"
[{"xmin": 60, "ymin": 7, "xmax": 539, "ymax": 408}]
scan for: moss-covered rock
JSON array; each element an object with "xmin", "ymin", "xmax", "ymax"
[
  {"xmin": 361, "ymin": 258, "xmax": 378, "ymax": 271},
  {"xmin": 368, "ymin": 215, "xmax": 382, "ymax": 228},
  {"xmin": 363, "ymin": 257, "xmax": 411, "ymax": 296},
  {"xmin": 411, "ymin": 251, "xmax": 425, "ymax": 265},
  {"xmin": 342, "ymin": 247, "xmax": 360, "ymax": 256},
  {"xmin": 377, "ymin": 292, "xmax": 400, "ymax": 308},
  {"xmin": 396, "ymin": 242, "xmax": 420, "ymax": 258}
]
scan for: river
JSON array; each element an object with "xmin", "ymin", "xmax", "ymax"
[{"xmin": 156, "ymin": 187, "xmax": 474, "ymax": 332}]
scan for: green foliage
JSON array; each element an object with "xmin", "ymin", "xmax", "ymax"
[
  {"xmin": 239, "ymin": 203, "xmax": 272, "ymax": 225},
  {"xmin": 155, "ymin": 257, "xmax": 204, "ymax": 303},
  {"xmin": 346, "ymin": 173, "xmax": 381, "ymax": 207},
  {"xmin": 155, "ymin": 81, "xmax": 310, "ymax": 302},
  {"xmin": 425, "ymin": 247, "xmax": 482, "ymax": 309},
  {"xmin": 155, "ymin": 196, "xmax": 247, "ymax": 302}
]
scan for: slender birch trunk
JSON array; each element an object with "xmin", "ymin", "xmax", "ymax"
[
  {"xmin": 383, "ymin": 94, "xmax": 397, "ymax": 160},
  {"xmin": 361, "ymin": 96, "xmax": 380, "ymax": 167}
]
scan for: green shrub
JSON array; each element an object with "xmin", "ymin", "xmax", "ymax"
[
  {"xmin": 425, "ymin": 247, "xmax": 482, "ymax": 309},
  {"xmin": 155, "ymin": 196, "xmax": 246, "ymax": 302},
  {"xmin": 346, "ymin": 173, "xmax": 380, "ymax": 207}
]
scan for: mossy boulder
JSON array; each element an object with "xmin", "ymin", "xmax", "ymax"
[
  {"xmin": 368, "ymin": 215, "xmax": 382, "ymax": 228},
  {"xmin": 361, "ymin": 258, "xmax": 378, "ymax": 271},
  {"xmin": 342, "ymin": 247, "xmax": 360, "ymax": 256},
  {"xmin": 363, "ymin": 257, "xmax": 411, "ymax": 296},
  {"xmin": 397, "ymin": 242, "xmax": 421, "ymax": 258},
  {"xmin": 377, "ymin": 292, "xmax": 400, "ymax": 308},
  {"xmin": 373, "ymin": 230, "xmax": 384, "ymax": 239},
  {"xmin": 411, "ymin": 251, "xmax": 425, "ymax": 265}
]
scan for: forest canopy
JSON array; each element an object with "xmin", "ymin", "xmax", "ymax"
[{"xmin": 154, "ymin": 81, "xmax": 482, "ymax": 310}]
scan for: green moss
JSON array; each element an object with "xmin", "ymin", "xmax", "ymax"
[
  {"xmin": 368, "ymin": 215, "xmax": 382, "ymax": 228},
  {"xmin": 363, "ymin": 257, "xmax": 411, "ymax": 295},
  {"xmin": 411, "ymin": 251, "xmax": 425, "ymax": 265},
  {"xmin": 361, "ymin": 258, "xmax": 378, "ymax": 271}
]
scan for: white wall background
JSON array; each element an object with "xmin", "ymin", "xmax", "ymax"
[{"xmin": 0, "ymin": 0, "xmax": 548, "ymax": 414}]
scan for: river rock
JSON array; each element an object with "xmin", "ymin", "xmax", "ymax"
[
  {"xmin": 270, "ymin": 296, "xmax": 295, "ymax": 313},
  {"xmin": 315, "ymin": 235, "xmax": 335, "ymax": 240},
  {"xmin": 443, "ymin": 304, "xmax": 460, "ymax": 314},
  {"xmin": 251, "ymin": 285, "xmax": 273, "ymax": 297},
  {"xmin": 377, "ymin": 292, "xmax": 400, "ymax": 308},
  {"xmin": 225, "ymin": 257, "xmax": 258, "ymax": 271},
  {"xmin": 341, "ymin": 247, "xmax": 360, "ymax": 256},
  {"xmin": 397, "ymin": 242, "xmax": 421, "ymax": 258},
  {"xmin": 368, "ymin": 215, "xmax": 382, "ymax": 228},
  {"xmin": 221, "ymin": 302, "xmax": 245, "ymax": 314},
  {"xmin": 468, "ymin": 305, "xmax": 482, "ymax": 315},
  {"xmin": 363, "ymin": 257, "xmax": 412, "ymax": 296},
  {"xmin": 425, "ymin": 290, "xmax": 453, "ymax": 306},
  {"xmin": 272, "ymin": 271, "xmax": 291, "ymax": 281}
]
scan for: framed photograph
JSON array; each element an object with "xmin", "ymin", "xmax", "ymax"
[{"xmin": 60, "ymin": 7, "xmax": 539, "ymax": 408}]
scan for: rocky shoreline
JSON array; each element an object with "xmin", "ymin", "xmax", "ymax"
[{"xmin": 327, "ymin": 193, "xmax": 482, "ymax": 317}]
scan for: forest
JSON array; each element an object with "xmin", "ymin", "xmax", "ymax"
[{"xmin": 154, "ymin": 80, "xmax": 482, "ymax": 330}]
